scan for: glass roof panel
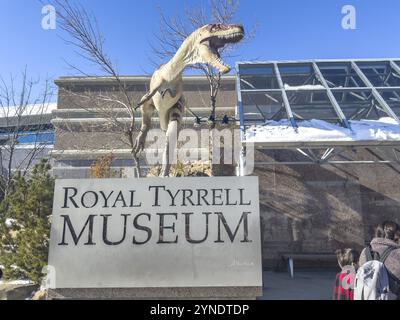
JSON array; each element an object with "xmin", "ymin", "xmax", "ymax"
[
  {"xmin": 278, "ymin": 63, "xmax": 322, "ymax": 88},
  {"xmin": 316, "ymin": 62, "xmax": 367, "ymax": 88},
  {"xmin": 331, "ymin": 89, "xmax": 389, "ymax": 120},
  {"xmin": 378, "ymin": 89, "xmax": 400, "ymax": 118},
  {"xmin": 355, "ymin": 61, "xmax": 400, "ymax": 87},
  {"xmin": 237, "ymin": 60, "xmax": 400, "ymax": 129},
  {"xmin": 286, "ymin": 91, "xmax": 339, "ymax": 122},
  {"xmin": 241, "ymin": 91, "xmax": 285, "ymax": 123}
]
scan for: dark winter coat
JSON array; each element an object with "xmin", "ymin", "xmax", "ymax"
[{"xmin": 359, "ymin": 238, "xmax": 400, "ymax": 294}]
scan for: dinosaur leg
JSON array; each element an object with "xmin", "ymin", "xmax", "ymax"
[
  {"xmin": 135, "ymin": 75, "xmax": 164, "ymax": 110},
  {"xmin": 133, "ymin": 100, "xmax": 155, "ymax": 155},
  {"xmin": 161, "ymin": 98, "xmax": 185, "ymax": 177},
  {"xmin": 135, "ymin": 88, "xmax": 159, "ymax": 110},
  {"xmin": 161, "ymin": 121, "xmax": 178, "ymax": 177}
]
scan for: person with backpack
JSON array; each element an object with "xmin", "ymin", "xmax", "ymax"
[
  {"xmin": 395, "ymin": 229, "xmax": 400, "ymax": 244},
  {"xmin": 355, "ymin": 221, "xmax": 400, "ymax": 300},
  {"xmin": 333, "ymin": 248, "xmax": 360, "ymax": 300}
]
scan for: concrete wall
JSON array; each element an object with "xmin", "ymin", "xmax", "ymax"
[
  {"xmin": 53, "ymin": 76, "xmax": 238, "ymax": 178},
  {"xmin": 255, "ymin": 149, "xmax": 400, "ymax": 269}
]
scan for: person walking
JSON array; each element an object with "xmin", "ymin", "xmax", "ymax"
[
  {"xmin": 357, "ymin": 221, "xmax": 400, "ymax": 300},
  {"xmin": 333, "ymin": 248, "xmax": 359, "ymax": 300}
]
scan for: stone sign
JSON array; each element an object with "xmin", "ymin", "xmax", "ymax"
[{"xmin": 48, "ymin": 177, "xmax": 262, "ymax": 290}]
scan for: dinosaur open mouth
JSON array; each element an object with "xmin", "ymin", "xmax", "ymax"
[
  {"xmin": 202, "ymin": 31, "xmax": 244, "ymax": 52},
  {"xmin": 199, "ymin": 26, "xmax": 244, "ymax": 73}
]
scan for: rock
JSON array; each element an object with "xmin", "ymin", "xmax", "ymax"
[{"xmin": 0, "ymin": 283, "xmax": 39, "ymax": 300}]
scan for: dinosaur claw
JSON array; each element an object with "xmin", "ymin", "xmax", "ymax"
[{"xmin": 133, "ymin": 131, "xmax": 147, "ymax": 155}]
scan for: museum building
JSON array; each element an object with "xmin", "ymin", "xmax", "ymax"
[
  {"xmin": 0, "ymin": 103, "xmax": 56, "ymax": 177},
  {"xmin": 52, "ymin": 59, "xmax": 400, "ymax": 269}
]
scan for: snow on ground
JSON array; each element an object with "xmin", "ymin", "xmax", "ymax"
[
  {"xmin": 0, "ymin": 264, "xmax": 34, "ymax": 286},
  {"xmin": 0, "ymin": 103, "xmax": 57, "ymax": 118},
  {"xmin": 5, "ymin": 218, "xmax": 16, "ymax": 228},
  {"xmin": 0, "ymin": 280, "xmax": 34, "ymax": 286},
  {"xmin": 244, "ymin": 117, "xmax": 400, "ymax": 143}
]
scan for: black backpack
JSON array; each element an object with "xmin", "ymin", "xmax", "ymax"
[{"xmin": 365, "ymin": 246, "xmax": 400, "ymax": 297}]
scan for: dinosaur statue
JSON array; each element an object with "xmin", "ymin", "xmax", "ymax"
[{"xmin": 133, "ymin": 23, "xmax": 244, "ymax": 177}]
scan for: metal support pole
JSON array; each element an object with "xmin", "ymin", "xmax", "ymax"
[
  {"xmin": 389, "ymin": 60, "xmax": 400, "ymax": 78},
  {"xmin": 273, "ymin": 63, "xmax": 298, "ymax": 129},
  {"xmin": 236, "ymin": 63, "xmax": 246, "ymax": 176}
]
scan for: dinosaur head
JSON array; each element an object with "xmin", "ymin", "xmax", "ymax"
[{"xmin": 195, "ymin": 23, "xmax": 244, "ymax": 74}]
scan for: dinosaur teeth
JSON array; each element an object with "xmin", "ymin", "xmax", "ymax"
[{"xmin": 213, "ymin": 32, "xmax": 243, "ymax": 42}]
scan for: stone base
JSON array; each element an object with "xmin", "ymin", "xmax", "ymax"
[
  {"xmin": 0, "ymin": 284, "xmax": 39, "ymax": 300},
  {"xmin": 48, "ymin": 286, "xmax": 262, "ymax": 300}
]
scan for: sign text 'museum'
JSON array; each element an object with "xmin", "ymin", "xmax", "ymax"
[
  {"xmin": 48, "ymin": 177, "xmax": 262, "ymax": 289},
  {"xmin": 59, "ymin": 186, "xmax": 253, "ymax": 246}
]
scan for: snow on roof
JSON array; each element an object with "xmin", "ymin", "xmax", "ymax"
[
  {"xmin": 244, "ymin": 117, "xmax": 400, "ymax": 143},
  {"xmin": 0, "ymin": 103, "xmax": 57, "ymax": 118},
  {"xmin": 14, "ymin": 144, "xmax": 54, "ymax": 150},
  {"xmin": 284, "ymin": 84, "xmax": 325, "ymax": 91}
]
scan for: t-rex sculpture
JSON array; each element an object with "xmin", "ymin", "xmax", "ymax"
[{"xmin": 133, "ymin": 23, "xmax": 244, "ymax": 177}]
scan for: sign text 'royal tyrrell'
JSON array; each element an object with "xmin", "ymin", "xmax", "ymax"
[{"xmin": 49, "ymin": 177, "xmax": 262, "ymax": 289}]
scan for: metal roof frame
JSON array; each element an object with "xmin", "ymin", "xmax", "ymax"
[
  {"xmin": 251, "ymin": 146, "xmax": 400, "ymax": 166},
  {"xmin": 236, "ymin": 59, "xmax": 400, "ymax": 166}
]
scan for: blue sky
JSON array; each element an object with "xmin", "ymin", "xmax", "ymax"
[{"xmin": 0, "ymin": 0, "xmax": 400, "ymax": 82}]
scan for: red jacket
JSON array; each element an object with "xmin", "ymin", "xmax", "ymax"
[{"xmin": 333, "ymin": 270, "xmax": 355, "ymax": 300}]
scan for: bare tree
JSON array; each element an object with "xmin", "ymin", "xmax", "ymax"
[
  {"xmin": 54, "ymin": 86, "xmax": 144, "ymax": 168},
  {"xmin": 152, "ymin": 0, "xmax": 255, "ymax": 176},
  {"xmin": 52, "ymin": 0, "xmax": 142, "ymax": 175},
  {"xmin": 0, "ymin": 68, "xmax": 55, "ymax": 197},
  {"xmin": 153, "ymin": 0, "xmax": 255, "ymax": 127},
  {"xmin": 53, "ymin": 0, "xmax": 253, "ymax": 177}
]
